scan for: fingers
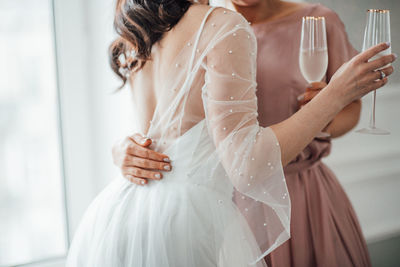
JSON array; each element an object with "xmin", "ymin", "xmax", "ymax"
[
  {"xmin": 123, "ymin": 155, "xmax": 172, "ymax": 171},
  {"xmin": 370, "ymin": 77, "xmax": 388, "ymax": 91},
  {"xmin": 130, "ymin": 145, "xmax": 171, "ymax": 162},
  {"xmin": 362, "ymin": 66, "xmax": 394, "ymax": 84},
  {"xmin": 123, "ymin": 133, "xmax": 171, "ymax": 162},
  {"xmin": 298, "ymin": 90, "xmax": 319, "ymax": 106},
  {"xmin": 306, "ymin": 81, "xmax": 327, "ymax": 91},
  {"xmin": 365, "ymin": 54, "xmax": 397, "ymax": 72},
  {"xmin": 123, "ymin": 167, "xmax": 163, "ymax": 181},
  {"xmin": 130, "ymin": 133, "xmax": 152, "ymax": 147},
  {"xmin": 356, "ymin": 42, "xmax": 390, "ymax": 63},
  {"xmin": 381, "ymin": 65, "xmax": 395, "ymax": 77},
  {"xmin": 125, "ymin": 175, "xmax": 147, "ymax": 186}
]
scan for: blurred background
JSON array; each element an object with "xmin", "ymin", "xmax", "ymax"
[{"xmin": 0, "ymin": 0, "xmax": 398, "ymax": 266}]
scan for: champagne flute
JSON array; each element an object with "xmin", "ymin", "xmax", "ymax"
[
  {"xmin": 299, "ymin": 16, "xmax": 330, "ymax": 138},
  {"xmin": 356, "ymin": 9, "xmax": 391, "ymax": 135}
]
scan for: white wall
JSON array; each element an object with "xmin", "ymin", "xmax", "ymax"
[
  {"xmin": 324, "ymin": 83, "xmax": 400, "ymax": 243},
  {"xmin": 53, "ymin": 0, "xmax": 134, "ymax": 237}
]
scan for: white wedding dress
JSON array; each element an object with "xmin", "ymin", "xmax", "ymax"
[{"xmin": 66, "ymin": 6, "xmax": 290, "ymax": 267}]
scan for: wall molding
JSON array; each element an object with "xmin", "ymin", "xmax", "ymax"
[
  {"xmin": 365, "ymin": 220, "xmax": 400, "ymax": 244},
  {"xmin": 324, "ymin": 150, "xmax": 400, "ymax": 185}
]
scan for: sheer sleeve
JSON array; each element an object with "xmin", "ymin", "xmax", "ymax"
[{"xmin": 201, "ymin": 10, "xmax": 290, "ymax": 262}]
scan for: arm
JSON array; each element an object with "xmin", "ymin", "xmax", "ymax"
[
  {"xmin": 298, "ymin": 82, "xmax": 361, "ymax": 138},
  {"xmin": 272, "ymin": 48, "xmax": 395, "ymax": 166},
  {"xmin": 295, "ymin": 9, "xmax": 362, "ymax": 139},
  {"xmin": 202, "ymin": 10, "xmax": 393, "ymax": 259},
  {"xmin": 326, "ymin": 99, "xmax": 361, "ymax": 138},
  {"xmin": 322, "ymin": 7, "xmax": 361, "ymax": 138},
  {"xmin": 203, "ymin": 12, "xmax": 395, "ymax": 177}
]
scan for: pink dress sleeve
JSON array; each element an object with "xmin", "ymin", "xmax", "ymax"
[{"xmin": 324, "ymin": 8, "xmax": 358, "ymax": 81}]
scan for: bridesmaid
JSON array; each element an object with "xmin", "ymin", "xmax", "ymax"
[
  {"xmin": 224, "ymin": 1, "xmax": 372, "ymax": 267},
  {"xmin": 111, "ymin": 0, "xmax": 371, "ymax": 266}
]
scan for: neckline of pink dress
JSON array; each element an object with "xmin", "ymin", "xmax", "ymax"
[{"xmin": 251, "ymin": 3, "xmax": 319, "ymax": 30}]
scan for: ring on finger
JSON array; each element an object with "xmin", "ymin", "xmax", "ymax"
[{"xmin": 379, "ymin": 70, "xmax": 386, "ymax": 80}]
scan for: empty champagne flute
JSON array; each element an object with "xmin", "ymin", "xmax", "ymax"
[
  {"xmin": 356, "ymin": 9, "xmax": 391, "ymax": 135},
  {"xmin": 299, "ymin": 16, "xmax": 330, "ymax": 138}
]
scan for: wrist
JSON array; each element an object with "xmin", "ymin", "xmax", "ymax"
[{"xmin": 322, "ymin": 84, "xmax": 347, "ymax": 113}]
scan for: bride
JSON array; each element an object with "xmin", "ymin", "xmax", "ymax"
[{"xmin": 66, "ymin": 1, "xmax": 395, "ymax": 266}]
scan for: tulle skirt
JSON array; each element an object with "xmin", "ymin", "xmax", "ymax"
[{"xmin": 66, "ymin": 174, "xmax": 267, "ymax": 267}]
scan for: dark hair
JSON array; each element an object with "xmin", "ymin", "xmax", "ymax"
[{"xmin": 109, "ymin": 0, "xmax": 193, "ymax": 87}]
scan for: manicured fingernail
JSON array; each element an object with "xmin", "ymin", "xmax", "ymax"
[
  {"xmin": 394, "ymin": 53, "xmax": 398, "ymax": 60},
  {"xmin": 141, "ymin": 180, "xmax": 146, "ymax": 185},
  {"xmin": 297, "ymin": 95, "xmax": 304, "ymax": 101},
  {"xmin": 155, "ymin": 173, "xmax": 161, "ymax": 179},
  {"xmin": 163, "ymin": 158, "xmax": 171, "ymax": 163},
  {"xmin": 141, "ymin": 138, "xmax": 148, "ymax": 144},
  {"xmin": 386, "ymin": 42, "xmax": 391, "ymax": 47},
  {"xmin": 164, "ymin": 165, "xmax": 171, "ymax": 171}
]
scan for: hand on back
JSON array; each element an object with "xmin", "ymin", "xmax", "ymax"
[{"xmin": 112, "ymin": 134, "xmax": 171, "ymax": 185}]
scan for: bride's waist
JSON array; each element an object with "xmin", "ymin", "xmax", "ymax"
[{"xmin": 118, "ymin": 167, "xmax": 233, "ymax": 200}]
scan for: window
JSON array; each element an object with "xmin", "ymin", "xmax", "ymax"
[{"xmin": 0, "ymin": 0, "xmax": 68, "ymax": 265}]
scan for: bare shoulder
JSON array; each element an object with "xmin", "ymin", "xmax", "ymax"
[{"xmin": 185, "ymin": 4, "xmax": 213, "ymax": 19}]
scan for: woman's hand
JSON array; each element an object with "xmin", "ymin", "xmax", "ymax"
[
  {"xmin": 112, "ymin": 134, "xmax": 172, "ymax": 186},
  {"xmin": 328, "ymin": 42, "xmax": 396, "ymax": 108},
  {"xmin": 271, "ymin": 42, "xmax": 396, "ymax": 166},
  {"xmin": 298, "ymin": 82, "xmax": 327, "ymax": 108}
]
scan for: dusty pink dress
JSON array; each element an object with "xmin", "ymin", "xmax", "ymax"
[{"xmin": 234, "ymin": 4, "xmax": 372, "ymax": 267}]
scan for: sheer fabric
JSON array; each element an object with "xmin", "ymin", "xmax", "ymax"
[{"xmin": 67, "ymin": 6, "xmax": 290, "ymax": 266}]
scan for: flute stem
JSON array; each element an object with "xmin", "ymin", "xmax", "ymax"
[{"xmin": 369, "ymin": 90, "xmax": 377, "ymax": 129}]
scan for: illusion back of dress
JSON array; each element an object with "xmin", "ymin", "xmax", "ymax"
[{"xmin": 129, "ymin": 5, "xmax": 213, "ymax": 152}]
